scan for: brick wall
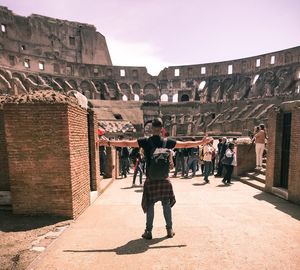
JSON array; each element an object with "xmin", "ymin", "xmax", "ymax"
[
  {"xmin": 288, "ymin": 106, "xmax": 300, "ymax": 203},
  {"xmin": 0, "ymin": 109, "xmax": 10, "ymax": 191},
  {"xmin": 4, "ymin": 103, "xmax": 91, "ymax": 218},
  {"xmin": 265, "ymin": 109, "xmax": 277, "ymax": 191},
  {"xmin": 67, "ymin": 106, "xmax": 91, "ymax": 218},
  {"xmin": 265, "ymin": 101, "xmax": 300, "ymax": 204},
  {"xmin": 87, "ymin": 109, "xmax": 101, "ymax": 192}
]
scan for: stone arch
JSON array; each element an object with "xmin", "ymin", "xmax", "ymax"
[
  {"xmin": 54, "ymin": 77, "xmax": 65, "ymax": 90},
  {"xmin": 12, "ymin": 72, "xmax": 24, "ymax": 82},
  {"xmin": 172, "ymin": 94, "xmax": 178, "ymax": 103},
  {"xmin": 80, "ymin": 80, "xmax": 92, "ymax": 98},
  {"xmin": 119, "ymin": 83, "xmax": 131, "ymax": 98},
  {"xmin": 93, "ymin": 80, "xmax": 107, "ymax": 100},
  {"xmin": 40, "ymin": 75, "xmax": 52, "ymax": 86},
  {"xmin": 221, "ymin": 78, "xmax": 234, "ymax": 100},
  {"xmin": 106, "ymin": 81, "xmax": 119, "ymax": 100},
  {"xmin": 68, "ymin": 80, "xmax": 78, "ymax": 90},
  {"xmin": 284, "ymin": 52, "xmax": 293, "ymax": 64},
  {"xmin": 27, "ymin": 75, "xmax": 38, "ymax": 84},
  {"xmin": 0, "ymin": 74, "xmax": 11, "ymax": 94},
  {"xmin": 144, "ymin": 83, "xmax": 158, "ymax": 99},
  {"xmin": 209, "ymin": 79, "xmax": 221, "ymax": 102},
  {"xmin": 180, "ymin": 94, "xmax": 189, "ymax": 102},
  {"xmin": 160, "ymin": 94, "xmax": 168, "ymax": 102},
  {"xmin": 132, "ymin": 83, "xmax": 141, "ymax": 95}
]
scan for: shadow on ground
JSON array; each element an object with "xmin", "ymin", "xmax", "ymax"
[
  {"xmin": 254, "ymin": 192, "xmax": 300, "ymax": 221},
  {"xmin": 0, "ymin": 210, "xmax": 69, "ymax": 232},
  {"xmin": 64, "ymin": 237, "xmax": 186, "ymax": 255}
]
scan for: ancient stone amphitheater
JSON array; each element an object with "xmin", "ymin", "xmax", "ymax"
[
  {"xmin": 0, "ymin": 6, "xmax": 300, "ymax": 137},
  {"xmin": 0, "ymin": 6, "xmax": 299, "ymax": 217}
]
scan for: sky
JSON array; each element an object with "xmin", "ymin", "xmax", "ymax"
[{"xmin": 1, "ymin": 0, "xmax": 300, "ymax": 75}]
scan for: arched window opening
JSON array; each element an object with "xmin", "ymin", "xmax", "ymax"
[
  {"xmin": 160, "ymin": 94, "xmax": 168, "ymax": 102},
  {"xmin": 122, "ymin": 95, "xmax": 128, "ymax": 101},
  {"xmin": 199, "ymin": 81, "xmax": 206, "ymax": 90},
  {"xmin": 181, "ymin": 94, "xmax": 189, "ymax": 102},
  {"xmin": 134, "ymin": 94, "xmax": 139, "ymax": 101},
  {"xmin": 172, "ymin": 94, "xmax": 178, "ymax": 103},
  {"xmin": 252, "ymin": 74, "xmax": 260, "ymax": 85}
]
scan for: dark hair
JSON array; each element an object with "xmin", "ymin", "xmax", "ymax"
[
  {"xmin": 229, "ymin": 142, "xmax": 235, "ymax": 148},
  {"xmin": 259, "ymin": 124, "xmax": 265, "ymax": 130},
  {"xmin": 152, "ymin": 117, "xmax": 163, "ymax": 128}
]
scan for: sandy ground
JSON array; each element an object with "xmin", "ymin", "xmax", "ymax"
[{"xmin": 0, "ymin": 209, "xmax": 71, "ymax": 270}]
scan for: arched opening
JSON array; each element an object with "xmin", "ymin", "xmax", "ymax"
[
  {"xmin": 122, "ymin": 95, "xmax": 128, "ymax": 101},
  {"xmin": 181, "ymin": 94, "xmax": 189, "ymax": 102},
  {"xmin": 160, "ymin": 94, "xmax": 168, "ymax": 102},
  {"xmin": 199, "ymin": 81, "xmax": 206, "ymax": 90},
  {"xmin": 134, "ymin": 94, "xmax": 139, "ymax": 101},
  {"xmin": 172, "ymin": 94, "xmax": 178, "ymax": 103},
  {"xmin": 252, "ymin": 74, "xmax": 260, "ymax": 85}
]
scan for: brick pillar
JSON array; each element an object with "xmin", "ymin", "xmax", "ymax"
[
  {"xmin": 288, "ymin": 107, "xmax": 300, "ymax": 203},
  {"xmin": 0, "ymin": 108, "xmax": 10, "ymax": 191},
  {"xmin": 87, "ymin": 109, "xmax": 101, "ymax": 192},
  {"xmin": 4, "ymin": 103, "xmax": 90, "ymax": 218},
  {"xmin": 265, "ymin": 109, "xmax": 283, "ymax": 191}
]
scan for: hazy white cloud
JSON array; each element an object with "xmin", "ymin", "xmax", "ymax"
[{"xmin": 107, "ymin": 38, "xmax": 171, "ymax": 76}]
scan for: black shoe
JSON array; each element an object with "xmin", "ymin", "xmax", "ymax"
[
  {"xmin": 142, "ymin": 230, "xmax": 152, "ymax": 240},
  {"xmin": 222, "ymin": 179, "xmax": 226, "ymax": 184},
  {"xmin": 167, "ymin": 228, "xmax": 175, "ymax": 238},
  {"xmin": 227, "ymin": 181, "xmax": 232, "ymax": 184},
  {"xmin": 205, "ymin": 179, "xmax": 210, "ymax": 183}
]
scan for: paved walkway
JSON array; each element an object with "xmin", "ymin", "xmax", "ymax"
[{"xmin": 28, "ymin": 174, "xmax": 300, "ymax": 270}]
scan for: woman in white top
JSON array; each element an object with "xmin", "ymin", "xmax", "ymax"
[{"xmin": 203, "ymin": 139, "xmax": 214, "ymax": 183}]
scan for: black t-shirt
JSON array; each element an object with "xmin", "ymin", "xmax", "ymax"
[{"xmin": 138, "ymin": 135, "xmax": 176, "ymax": 177}]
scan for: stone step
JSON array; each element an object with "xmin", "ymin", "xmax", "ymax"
[
  {"xmin": 254, "ymin": 167, "xmax": 266, "ymax": 175},
  {"xmin": 271, "ymin": 187, "xmax": 288, "ymax": 200},
  {"xmin": 237, "ymin": 176, "xmax": 265, "ymax": 191},
  {"xmin": 246, "ymin": 172, "xmax": 266, "ymax": 183},
  {"xmin": 262, "ymin": 163, "xmax": 266, "ymax": 169}
]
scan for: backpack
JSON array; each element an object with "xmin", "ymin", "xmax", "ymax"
[{"xmin": 148, "ymin": 138, "xmax": 171, "ymax": 181}]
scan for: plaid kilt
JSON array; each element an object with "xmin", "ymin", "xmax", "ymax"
[{"xmin": 141, "ymin": 179, "xmax": 176, "ymax": 213}]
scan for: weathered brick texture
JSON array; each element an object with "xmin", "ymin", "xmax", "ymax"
[
  {"xmin": 4, "ymin": 103, "xmax": 90, "ymax": 218},
  {"xmin": 87, "ymin": 109, "xmax": 101, "ymax": 192},
  {"xmin": 289, "ymin": 108, "xmax": 300, "ymax": 203},
  {"xmin": 0, "ymin": 109, "xmax": 10, "ymax": 191},
  {"xmin": 265, "ymin": 101, "xmax": 300, "ymax": 204},
  {"xmin": 233, "ymin": 143, "xmax": 256, "ymax": 177}
]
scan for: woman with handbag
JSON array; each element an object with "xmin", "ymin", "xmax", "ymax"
[{"xmin": 221, "ymin": 142, "xmax": 236, "ymax": 184}]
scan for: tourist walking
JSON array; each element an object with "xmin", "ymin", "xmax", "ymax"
[{"xmin": 203, "ymin": 139, "xmax": 214, "ymax": 183}]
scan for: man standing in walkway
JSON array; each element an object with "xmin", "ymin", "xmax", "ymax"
[{"xmin": 103, "ymin": 118, "xmax": 209, "ymax": 240}]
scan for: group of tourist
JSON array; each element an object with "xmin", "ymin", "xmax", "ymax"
[{"xmin": 98, "ymin": 118, "xmax": 267, "ymax": 240}]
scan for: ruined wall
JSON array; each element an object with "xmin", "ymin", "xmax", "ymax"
[
  {"xmin": 87, "ymin": 109, "xmax": 101, "ymax": 192},
  {"xmin": 0, "ymin": 6, "xmax": 111, "ymax": 69},
  {"xmin": 0, "ymin": 102, "xmax": 9, "ymax": 191},
  {"xmin": 265, "ymin": 101, "xmax": 300, "ymax": 204},
  {"xmin": 3, "ymin": 91, "xmax": 90, "ymax": 218},
  {"xmin": 68, "ymin": 105, "xmax": 90, "ymax": 218}
]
